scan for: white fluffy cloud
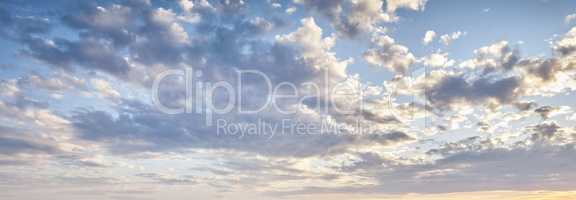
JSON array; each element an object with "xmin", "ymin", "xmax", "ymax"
[
  {"xmin": 421, "ymin": 52, "xmax": 455, "ymax": 67},
  {"xmin": 440, "ymin": 31, "xmax": 465, "ymax": 45},
  {"xmin": 422, "ymin": 30, "xmax": 436, "ymax": 45},
  {"xmin": 553, "ymin": 26, "xmax": 576, "ymax": 56},
  {"xmin": 276, "ymin": 17, "xmax": 349, "ymax": 79},
  {"xmin": 386, "ymin": 0, "xmax": 428, "ymax": 13},
  {"xmin": 460, "ymin": 40, "xmax": 519, "ymax": 71},
  {"xmin": 178, "ymin": 0, "xmax": 194, "ymax": 12},
  {"xmin": 363, "ymin": 35, "xmax": 416, "ymax": 75},
  {"xmin": 297, "ymin": 0, "xmax": 428, "ymax": 37}
]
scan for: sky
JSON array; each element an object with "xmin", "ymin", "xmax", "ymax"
[{"xmin": 0, "ymin": 0, "xmax": 576, "ymax": 199}]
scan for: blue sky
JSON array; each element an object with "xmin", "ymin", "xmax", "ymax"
[{"xmin": 1, "ymin": 0, "xmax": 576, "ymax": 200}]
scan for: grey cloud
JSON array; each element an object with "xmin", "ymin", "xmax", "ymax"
[
  {"xmin": 217, "ymin": 0, "xmax": 247, "ymax": 13},
  {"xmin": 519, "ymin": 58, "xmax": 562, "ymax": 82},
  {"xmin": 134, "ymin": 172, "xmax": 197, "ymax": 185},
  {"xmin": 237, "ymin": 17, "xmax": 275, "ymax": 35},
  {"xmin": 283, "ymin": 133, "xmax": 576, "ymax": 195},
  {"xmin": 360, "ymin": 131, "xmax": 413, "ymax": 145},
  {"xmin": 130, "ymin": 7, "xmax": 190, "ymax": 66},
  {"xmin": 425, "ymin": 75, "xmax": 522, "ymax": 109},
  {"xmin": 514, "ymin": 101, "xmax": 538, "ymax": 111},
  {"xmin": 529, "ymin": 122, "xmax": 562, "ymax": 142},
  {"xmin": 60, "ymin": 1, "xmax": 191, "ymax": 66},
  {"xmin": 21, "ymin": 36, "xmax": 131, "ymax": 75},
  {"xmin": 61, "ymin": 2, "xmax": 139, "ymax": 47},
  {"xmin": 0, "ymin": 159, "xmax": 32, "ymax": 166},
  {"xmin": 62, "ymin": 16, "xmax": 375, "ymax": 158},
  {"xmin": 297, "ymin": 0, "xmax": 372, "ymax": 37},
  {"xmin": 0, "ymin": 136, "xmax": 56, "ymax": 155},
  {"xmin": 359, "ymin": 109, "xmax": 401, "ymax": 124},
  {"xmin": 297, "ymin": 0, "xmax": 343, "ymax": 22},
  {"xmin": 340, "ymin": 152, "xmax": 389, "ymax": 171},
  {"xmin": 534, "ymin": 106, "xmax": 557, "ymax": 119},
  {"xmin": 9, "ymin": 0, "xmax": 338, "ymax": 85},
  {"xmin": 336, "ymin": 0, "xmax": 391, "ymax": 37},
  {"xmin": 413, "ymin": 147, "xmax": 576, "ymax": 193},
  {"xmin": 61, "ymin": 14, "xmax": 411, "ymax": 159},
  {"xmin": 0, "ymin": 6, "xmax": 52, "ymax": 41},
  {"xmin": 218, "ymin": 157, "xmax": 305, "ymax": 176},
  {"xmin": 71, "ymin": 98, "xmax": 412, "ymax": 158},
  {"xmin": 425, "ymin": 136, "xmax": 489, "ymax": 156}
]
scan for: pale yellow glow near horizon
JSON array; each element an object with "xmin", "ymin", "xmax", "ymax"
[
  {"xmin": 286, "ymin": 191, "xmax": 576, "ymax": 200},
  {"xmin": 385, "ymin": 191, "xmax": 576, "ymax": 200}
]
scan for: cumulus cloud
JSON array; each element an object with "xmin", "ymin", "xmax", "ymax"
[
  {"xmin": 178, "ymin": 0, "xmax": 195, "ymax": 12},
  {"xmin": 363, "ymin": 35, "xmax": 416, "ymax": 75},
  {"xmin": 22, "ymin": 36, "xmax": 132, "ymax": 75},
  {"xmin": 518, "ymin": 58, "xmax": 561, "ymax": 82},
  {"xmin": 530, "ymin": 122, "xmax": 562, "ymax": 142},
  {"xmin": 439, "ymin": 31, "xmax": 465, "ymax": 45},
  {"xmin": 553, "ymin": 26, "xmax": 576, "ymax": 56},
  {"xmin": 62, "ymin": 3, "xmax": 138, "ymax": 47},
  {"xmin": 297, "ymin": 0, "xmax": 428, "ymax": 37},
  {"xmin": 295, "ymin": 0, "xmax": 345, "ymax": 25},
  {"xmin": 274, "ymin": 17, "xmax": 350, "ymax": 81},
  {"xmin": 63, "ymin": 16, "xmax": 409, "ymax": 159},
  {"xmin": 422, "ymin": 30, "xmax": 436, "ymax": 45},
  {"xmin": 460, "ymin": 40, "xmax": 520, "ymax": 72},
  {"xmin": 340, "ymin": 0, "xmax": 394, "ymax": 36},
  {"xmin": 297, "ymin": 0, "xmax": 388, "ymax": 37},
  {"xmin": 424, "ymin": 75, "xmax": 522, "ymax": 110},
  {"xmin": 386, "ymin": 0, "xmax": 428, "ymax": 13},
  {"xmin": 421, "ymin": 52, "xmax": 455, "ymax": 68},
  {"xmin": 131, "ymin": 7, "xmax": 191, "ymax": 66}
]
